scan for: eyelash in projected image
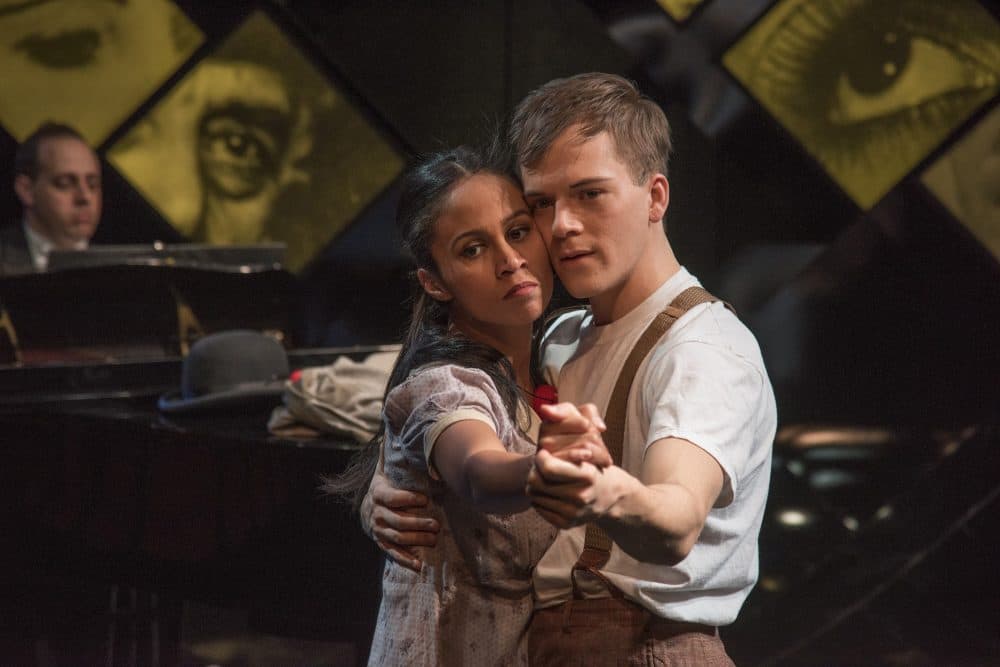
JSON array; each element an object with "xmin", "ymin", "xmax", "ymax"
[
  {"xmin": 723, "ymin": 0, "xmax": 1000, "ymax": 209},
  {"xmin": 199, "ymin": 110, "xmax": 287, "ymax": 198}
]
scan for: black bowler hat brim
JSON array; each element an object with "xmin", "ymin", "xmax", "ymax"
[{"xmin": 157, "ymin": 381, "xmax": 286, "ymax": 415}]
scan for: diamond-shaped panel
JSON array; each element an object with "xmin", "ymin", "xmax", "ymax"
[
  {"xmin": 656, "ymin": 0, "xmax": 707, "ymax": 23},
  {"xmin": 0, "ymin": 0, "xmax": 202, "ymax": 145},
  {"xmin": 108, "ymin": 11, "xmax": 404, "ymax": 272},
  {"xmin": 922, "ymin": 103, "xmax": 1000, "ymax": 263},
  {"xmin": 723, "ymin": 0, "xmax": 1000, "ymax": 210}
]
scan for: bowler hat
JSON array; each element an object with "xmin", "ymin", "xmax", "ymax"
[{"xmin": 157, "ymin": 330, "xmax": 289, "ymax": 414}]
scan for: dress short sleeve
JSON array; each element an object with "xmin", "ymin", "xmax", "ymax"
[{"xmin": 383, "ymin": 364, "xmax": 508, "ymax": 482}]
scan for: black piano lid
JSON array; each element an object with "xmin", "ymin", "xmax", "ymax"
[
  {"xmin": 46, "ymin": 242, "xmax": 287, "ymax": 273},
  {"xmin": 0, "ymin": 263, "xmax": 293, "ymax": 363},
  {"xmin": 0, "ymin": 256, "xmax": 398, "ymax": 406}
]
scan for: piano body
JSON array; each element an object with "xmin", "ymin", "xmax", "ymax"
[{"xmin": 0, "ymin": 246, "xmax": 386, "ymax": 665}]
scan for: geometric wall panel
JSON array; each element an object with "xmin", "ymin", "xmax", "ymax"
[
  {"xmin": 922, "ymin": 102, "xmax": 1000, "ymax": 263},
  {"xmin": 724, "ymin": 0, "xmax": 1000, "ymax": 210},
  {"xmin": 655, "ymin": 0, "xmax": 708, "ymax": 23},
  {"xmin": 0, "ymin": 0, "xmax": 202, "ymax": 145},
  {"xmin": 108, "ymin": 11, "xmax": 404, "ymax": 272}
]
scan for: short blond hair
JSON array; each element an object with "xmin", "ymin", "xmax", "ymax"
[{"xmin": 509, "ymin": 72, "xmax": 672, "ymax": 184}]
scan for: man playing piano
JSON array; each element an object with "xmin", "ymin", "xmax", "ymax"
[{"xmin": 1, "ymin": 122, "xmax": 101, "ymax": 274}]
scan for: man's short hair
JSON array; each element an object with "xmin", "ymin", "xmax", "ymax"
[
  {"xmin": 14, "ymin": 122, "xmax": 89, "ymax": 179},
  {"xmin": 509, "ymin": 72, "xmax": 672, "ymax": 184}
]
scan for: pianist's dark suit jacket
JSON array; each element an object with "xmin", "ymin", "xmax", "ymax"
[{"xmin": 0, "ymin": 223, "xmax": 34, "ymax": 276}]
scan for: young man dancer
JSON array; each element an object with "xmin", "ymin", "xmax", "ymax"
[
  {"xmin": 513, "ymin": 72, "xmax": 775, "ymax": 665},
  {"xmin": 366, "ymin": 73, "xmax": 776, "ymax": 664}
]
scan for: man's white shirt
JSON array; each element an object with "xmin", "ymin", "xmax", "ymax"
[{"xmin": 533, "ymin": 267, "xmax": 777, "ymax": 626}]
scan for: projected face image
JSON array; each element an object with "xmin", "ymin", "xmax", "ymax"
[
  {"xmin": 110, "ymin": 58, "xmax": 313, "ymax": 245},
  {"xmin": 723, "ymin": 0, "xmax": 1000, "ymax": 210},
  {"xmin": 922, "ymin": 104, "xmax": 1000, "ymax": 261},
  {"xmin": 0, "ymin": 0, "xmax": 202, "ymax": 144},
  {"xmin": 108, "ymin": 11, "xmax": 404, "ymax": 272}
]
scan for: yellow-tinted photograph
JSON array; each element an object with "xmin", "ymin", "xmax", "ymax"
[
  {"xmin": 0, "ymin": 0, "xmax": 202, "ymax": 145},
  {"xmin": 922, "ymin": 103, "xmax": 1000, "ymax": 262},
  {"xmin": 723, "ymin": 0, "xmax": 1000, "ymax": 210},
  {"xmin": 656, "ymin": 0, "xmax": 707, "ymax": 23},
  {"xmin": 108, "ymin": 11, "xmax": 405, "ymax": 272}
]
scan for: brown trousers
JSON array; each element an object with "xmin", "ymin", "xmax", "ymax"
[{"xmin": 528, "ymin": 597, "xmax": 735, "ymax": 667}]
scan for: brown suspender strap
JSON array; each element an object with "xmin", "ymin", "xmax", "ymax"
[{"xmin": 570, "ymin": 286, "xmax": 733, "ymax": 598}]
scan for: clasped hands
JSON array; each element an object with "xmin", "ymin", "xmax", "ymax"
[{"xmin": 527, "ymin": 402, "xmax": 619, "ymax": 529}]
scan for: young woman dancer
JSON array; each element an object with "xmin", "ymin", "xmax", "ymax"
[{"xmin": 326, "ymin": 146, "xmax": 605, "ymax": 666}]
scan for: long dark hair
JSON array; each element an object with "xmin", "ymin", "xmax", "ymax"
[{"xmin": 322, "ymin": 144, "xmax": 543, "ymax": 510}]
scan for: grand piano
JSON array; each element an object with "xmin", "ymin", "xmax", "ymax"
[{"xmin": 0, "ymin": 245, "xmax": 391, "ymax": 666}]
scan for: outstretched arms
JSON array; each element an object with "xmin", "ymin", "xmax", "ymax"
[
  {"xmin": 362, "ymin": 402, "xmax": 612, "ymax": 571},
  {"xmin": 432, "ymin": 402, "xmax": 612, "ymax": 514},
  {"xmin": 527, "ymin": 403, "xmax": 724, "ymax": 565}
]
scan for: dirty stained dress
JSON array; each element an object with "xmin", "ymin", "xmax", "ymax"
[{"xmin": 367, "ymin": 364, "xmax": 557, "ymax": 667}]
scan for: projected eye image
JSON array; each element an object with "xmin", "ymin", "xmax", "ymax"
[
  {"xmin": 108, "ymin": 11, "xmax": 404, "ymax": 272},
  {"xmin": 656, "ymin": 0, "xmax": 708, "ymax": 23},
  {"xmin": 723, "ymin": 0, "xmax": 1000, "ymax": 210},
  {"xmin": 0, "ymin": 0, "xmax": 202, "ymax": 144},
  {"xmin": 921, "ymin": 103, "xmax": 1000, "ymax": 262}
]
